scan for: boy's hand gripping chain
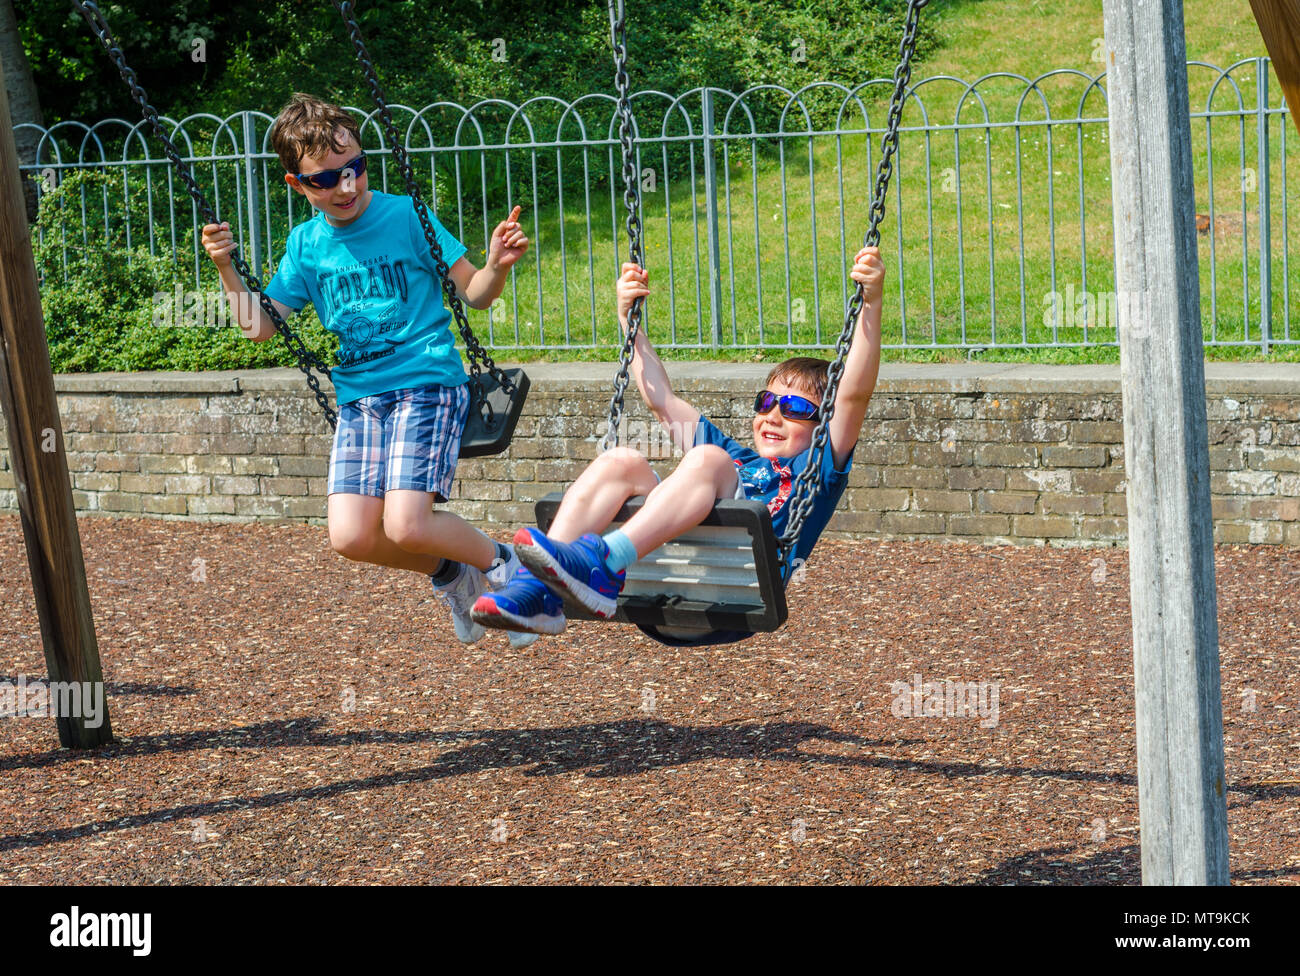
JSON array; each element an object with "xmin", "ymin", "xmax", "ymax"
[
  {"xmin": 601, "ymin": 0, "xmax": 647, "ymax": 454},
  {"xmin": 776, "ymin": 0, "xmax": 928, "ymax": 573}
]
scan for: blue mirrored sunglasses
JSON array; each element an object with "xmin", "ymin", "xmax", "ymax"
[
  {"xmin": 295, "ymin": 154, "xmax": 367, "ymax": 190},
  {"xmin": 754, "ymin": 390, "xmax": 820, "ymax": 421}
]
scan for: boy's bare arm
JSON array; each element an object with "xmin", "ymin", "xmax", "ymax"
[
  {"xmin": 445, "ymin": 206, "xmax": 528, "ymax": 310},
  {"xmin": 202, "ymin": 221, "xmax": 290, "ymax": 342},
  {"xmin": 617, "ymin": 263, "xmax": 700, "ymax": 451},
  {"xmin": 827, "ymin": 246, "xmax": 885, "ymax": 469}
]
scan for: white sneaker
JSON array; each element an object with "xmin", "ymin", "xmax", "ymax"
[
  {"xmin": 486, "ymin": 544, "xmax": 524, "ymax": 589},
  {"xmin": 507, "ymin": 630, "xmax": 540, "ymax": 649},
  {"xmin": 432, "ymin": 563, "xmax": 487, "ymax": 644}
]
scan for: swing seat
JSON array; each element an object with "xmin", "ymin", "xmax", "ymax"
[
  {"xmin": 534, "ymin": 492, "xmax": 788, "ymax": 640},
  {"xmin": 460, "ymin": 367, "xmax": 530, "ymax": 458}
]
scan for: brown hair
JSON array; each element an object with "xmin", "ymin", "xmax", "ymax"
[
  {"xmin": 765, "ymin": 356, "xmax": 831, "ymax": 402},
  {"xmin": 269, "ymin": 93, "xmax": 363, "ymax": 175}
]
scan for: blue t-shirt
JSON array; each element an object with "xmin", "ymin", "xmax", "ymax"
[
  {"xmin": 265, "ymin": 190, "xmax": 469, "ymax": 405},
  {"xmin": 694, "ymin": 415, "xmax": 853, "ymax": 577}
]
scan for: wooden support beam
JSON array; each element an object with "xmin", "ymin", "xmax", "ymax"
[
  {"xmin": 0, "ymin": 50, "xmax": 112, "ymax": 748},
  {"xmin": 1102, "ymin": 0, "xmax": 1229, "ymax": 884},
  {"xmin": 1250, "ymin": 0, "xmax": 1300, "ymax": 137}
]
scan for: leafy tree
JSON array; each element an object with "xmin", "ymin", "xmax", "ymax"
[
  {"xmin": 2, "ymin": 0, "xmax": 46, "ymax": 218},
  {"xmin": 21, "ymin": 1, "xmax": 928, "ymax": 123}
]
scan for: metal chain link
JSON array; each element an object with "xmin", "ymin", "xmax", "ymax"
[
  {"xmin": 333, "ymin": 0, "xmax": 517, "ymax": 426},
  {"xmin": 600, "ymin": 0, "xmax": 647, "ymax": 452},
  {"xmin": 776, "ymin": 0, "xmax": 928, "ymax": 568},
  {"xmin": 73, "ymin": 1, "xmax": 338, "ymax": 429}
]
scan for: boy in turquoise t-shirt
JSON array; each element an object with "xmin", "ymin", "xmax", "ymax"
[{"xmin": 201, "ymin": 93, "xmax": 534, "ymax": 647}]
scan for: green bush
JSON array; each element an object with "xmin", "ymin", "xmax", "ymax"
[{"xmin": 37, "ymin": 171, "xmax": 337, "ymax": 373}]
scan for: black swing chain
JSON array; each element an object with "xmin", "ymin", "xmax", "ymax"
[
  {"xmin": 601, "ymin": 0, "xmax": 647, "ymax": 453},
  {"xmin": 332, "ymin": 0, "xmax": 517, "ymax": 424},
  {"xmin": 775, "ymin": 0, "xmax": 927, "ymax": 569},
  {"xmin": 72, "ymin": 1, "xmax": 338, "ymax": 430}
]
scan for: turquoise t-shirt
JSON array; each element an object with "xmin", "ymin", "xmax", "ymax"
[{"xmin": 265, "ymin": 190, "xmax": 469, "ymax": 405}]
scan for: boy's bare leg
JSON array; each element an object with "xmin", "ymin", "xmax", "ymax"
[
  {"xmin": 329, "ymin": 493, "xmax": 438, "ymax": 573},
  {"xmin": 382, "ymin": 490, "xmax": 497, "ymax": 569},
  {"xmin": 618, "ymin": 445, "xmax": 738, "ymax": 557},
  {"xmin": 548, "ymin": 447, "xmax": 659, "ymax": 542},
  {"xmin": 327, "ymin": 492, "xmax": 494, "ymax": 573}
]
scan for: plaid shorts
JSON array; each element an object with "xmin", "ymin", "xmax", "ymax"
[{"xmin": 328, "ymin": 383, "xmax": 469, "ymax": 502}]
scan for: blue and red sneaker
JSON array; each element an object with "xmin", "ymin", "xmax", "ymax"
[
  {"xmin": 472, "ymin": 568, "xmax": 566, "ymax": 635},
  {"xmin": 512, "ymin": 527, "xmax": 625, "ymax": 619}
]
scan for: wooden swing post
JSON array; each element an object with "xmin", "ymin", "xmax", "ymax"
[
  {"xmin": 0, "ymin": 51, "xmax": 112, "ymax": 748},
  {"xmin": 1102, "ymin": 0, "xmax": 1229, "ymax": 884},
  {"xmin": 1250, "ymin": 0, "xmax": 1300, "ymax": 137}
]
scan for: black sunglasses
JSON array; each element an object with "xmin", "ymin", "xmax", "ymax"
[
  {"xmin": 754, "ymin": 390, "xmax": 821, "ymax": 421},
  {"xmin": 295, "ymin": 154, "xmax": 367, "ymax": 190}
]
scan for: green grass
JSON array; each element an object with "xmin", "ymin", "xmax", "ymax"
[
  {"xmin": 925, "ymin": 0, "xmax": 1269, "ymax": 79},
  {"xmin": 466, "ymin": 0, "xmax": 1297, "ymax": 365}
]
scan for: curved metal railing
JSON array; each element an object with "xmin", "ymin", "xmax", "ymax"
[{"xmin": 18, "ymin": 58, "xmax": 1296, "ymax": 352}]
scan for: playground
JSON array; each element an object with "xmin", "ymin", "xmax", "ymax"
[
  {"xmin": 0, "ymin": 516, "xmax": 1295, "ymax": 884},
  {"xmin": 0, "ymin": 0, "xmax": 1298, "ymax": 893}
]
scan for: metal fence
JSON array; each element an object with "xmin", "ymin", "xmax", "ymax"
[{"xmin": 18, "ymin": 58, "xmax": 1298, "ymax": 352}]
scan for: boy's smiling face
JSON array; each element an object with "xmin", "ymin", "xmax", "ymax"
[
  {"xmin": 751, "ymin": 377, "xmax": 820, "ymax": 459},
  {"xmin": 286, "ymin": 128, "xmax": 371, "ymax": 226}
]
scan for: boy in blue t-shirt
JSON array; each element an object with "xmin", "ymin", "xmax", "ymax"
[
  {"xmin": 472, "ymin": 246, "xmax": 885, "ymax": 636},
  {"xmin": 201, "ymin": 93, "xmax": 535, "ymax": 647}
]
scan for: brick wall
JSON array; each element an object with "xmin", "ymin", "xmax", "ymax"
[{"xmin": 1, "ymin": 363, "xmax": 1297, "ymax": 547}]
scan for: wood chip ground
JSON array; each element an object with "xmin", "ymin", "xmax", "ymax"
[{"xmin": 0, "ymin": 515, "xmax": 1296, "ymax": 885}]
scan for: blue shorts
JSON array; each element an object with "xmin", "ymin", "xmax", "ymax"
[{"xmin": 327, "ymin": 383, "xmax": 469, "ymax": 502}]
